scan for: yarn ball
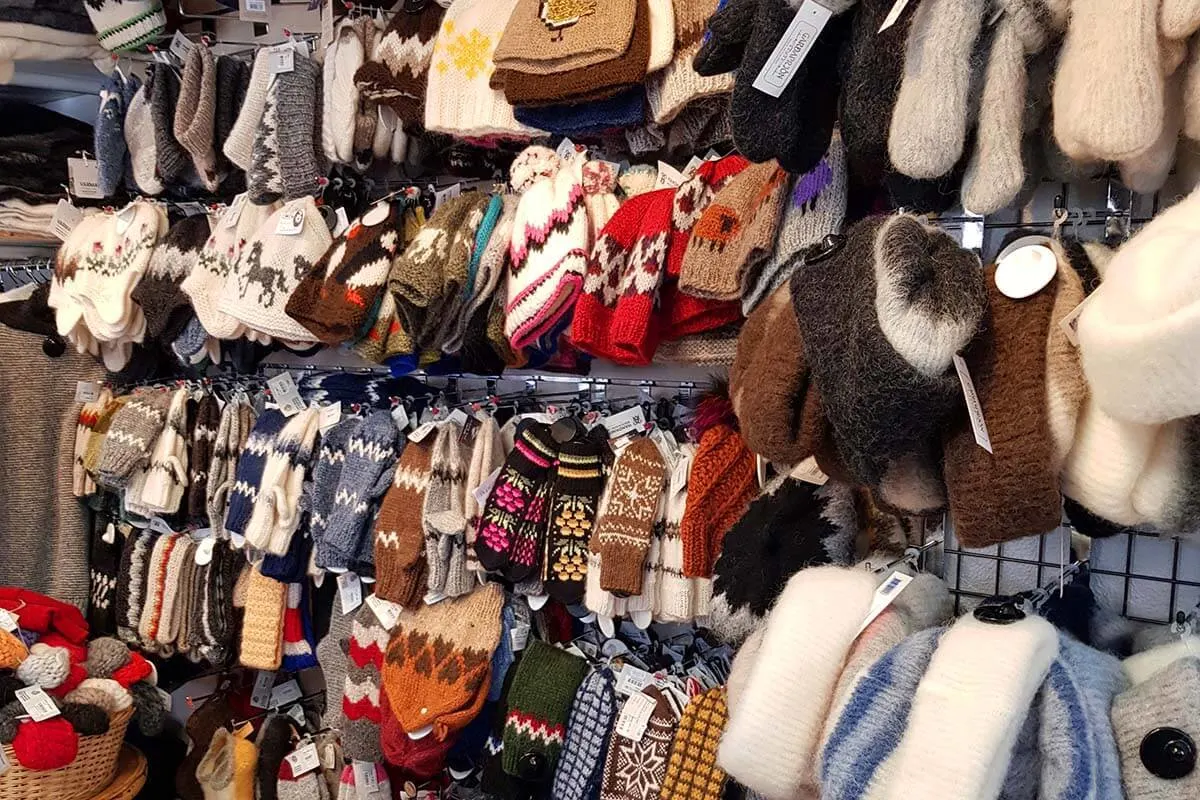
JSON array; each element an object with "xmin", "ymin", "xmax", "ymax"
[
  {"xmin": 11, "ymin": 717, "xmax": 78, "ymax": 770},
  {"xmin": 16, "ymin": 643, "xmax": 70, "ymax": 689},
  {"xmin": 0, "ymin": 673, "xmax": 25, "ymax": 705},
  {"xmin": 67, "ymin": 678, "xmax": 132, "ymax": 713},
  {"xmin": 61, "ymin": 702, "xmax": 110, "ymax": 736},
  {"xmin": 129, "ymin": 682, "xmax": 166, "ymax": 736},
  {"xmin": 84, "ymin": 637, "xmax": 130, "ymax": 678},
  {"xmin": 509, "ymin": 145, "xmax": 561, "ymax": 194},
  {"xmin": 110, "ymin": 651, "xmax": 153, "ymax": 688}
]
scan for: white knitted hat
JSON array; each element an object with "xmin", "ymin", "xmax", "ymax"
[
  {"xmin": 423, "ymin": 0, "xmax": 543, "ymax": 139},
  {"xmin": 219, "ymin": 197, "xmax": 332, "ymax": 343},
  {"xmin": 74, "ymin": 201, "xmax": 167, "ymax": 339},
  {"xmin": 85, "ymin": 0, "xmax": 167, "ymax": 53},
  {"xmin": 1077, "ymin": 188, "xmax": 1200, "ymax": 425},
  {"xmin": 718, "ymin": 566, "xmax": 878, "ymax": 800}
]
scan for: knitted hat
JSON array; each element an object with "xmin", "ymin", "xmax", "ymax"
[
  {"xmin": 374, "ymin": 435, "xmax": 434, "ymax": 608},
  {"xmin": 512, "ymin": 86, "xmax": 647, "ymax": 136},
  {"xmin": 285, "ymin": 202, "xmax": 407, "ymax": 345},
  {"xmin": 324, "ymin": 411, "xmax": 400, "ymax": 572},
  {"xmin": 791, "ymin": 214, "xmax": 987, "ymax": 513},
  {"xmin": 224, "ymin": 49, "xmax": 272, "ymax": 173},
  {"xmin": 474, "ymin": 422, "xmax": 558, "ymax": 574},
  {"xmin": 354, "ymin": 2, "xmax": 446, "ymax": 127},
  {"xmin": 505, "ymin": 151, "xmax": 589, "ymax": 349},
  {"xmin": 591, "ymin": 438, "xmax": 666, "ymax": 597},
  {"xmin": 220, "ymin": 197, "xmax": 333, "ymax": 344},
  {"xmin": 580, "ymin": 161, "xmax": 620, "ymax": 243},
  {"xmin": 544, "ymin": 437, "xmax": 606, "ymax": 605},
  {"xmin": 424, "ymin": 0, "xmax": 542, "ymax": 138},
  {"xmin": 186, "ymin": 394, "xmax": 221, "ymax": 522},
  {"xmin": 238, "ymin": 567, "xmax": 286, "ymax": 670},
  {"xmin": 648, "ymin": 0, "xmax": 734, "ymax": 125},
  {"xmin": 131, "ymin": 215, "xmax": 211, "ymax": 342},
  {"xmin": 339, "ymin": 601, "xmax": 389, "ymax": 763},
  {"xmin": 679, "ymin": 161, "xmax": 791, "ymax": 301},
  {"xmin": 383, "ymin": 582, "xmax": 503, "ymax": 740},
  {"xmin": 223, "ymin": 410, "xmax": 287, "ymax": 540},
  {"xmin": 1112, "ymin": 653, "xmax": 1200, "ymax": 799},
  {"xmin": 244, "ymin": 407, "xmax": 321, "ymax": 556},
  {"xmin": 598, "ymin": 686, "xmax": 678, "ymax": 799},
  {"xmin": 660, "ymin": 687, "xmax": 728, "ymax": 800},
  {"xmin": 85, "ymin": 0, "xmax": 166, "ymax": 52},
  {"xmin": 551, "ymin": 668, "xmax": 617, "ymax": 799},
  {"xmin": 493, "ymin": 0, "xmax": 638, "ymax": 75},
  {"xmin": 501, "ymin": 641, "xmax": 589, "ymax": 782},
  {"xmin": 96, "ymin": 390, "xmax": 172, "ymax": 488},
  {"xmin": 744, "ymin": 134, "xmax": 847, "ymax": 315},
  {"xmin": 447, "ymin": 197, "xmax": 517, "ymax": 355},
  {"xmin": 175, "ymin": 44, "xmax": 221, "ymax": 192},
  {"xmin": 11, "ymin": 716, "xmax": 78, "ymax": 771},
  {"xmin": 679, "ymin": 424, "xmax": 756, "ymax": 579}
]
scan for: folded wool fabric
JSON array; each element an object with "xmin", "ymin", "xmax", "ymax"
[
  {"xmin": 493, "ymin": 0, "xmax": 637, "ymax": 76},
  {"xmin": 791, "ymin": 214, "xmax": 987, "ymax": 513},
  {"xmin": 423, "ymin": 422, "xmax": 470, "ymax": 597},
  {"xmin": 505, "ymin": 151, "xmax": 589, "ymax": 349},
  {"xmin": 594, "ymin": 438, "xmax": 666, "ymax": 597},
  {"xmin": 942, "ymin": 264, "xmax": 1063, "ymax": 548},
  {"xmin": 238, "ymin": 567, "xmax": 287, "ymax": 670},
  {"xmin": 648, "ymin": 0, "xmax": 734, "ymax": 125},
  {"xmin": 679, "ymin": 424, "xmax": 756, "ymax": 579},
  {"xmin": 220, "ymin": 197, "xmax": 332, "ymax": 344},
  {"xmin": 382, "ymin": 583, "xmax": 503, "ymax": 739},
  {"xmin": 374, "ymin": 434, "xmax": 434, "ymax": 607},
  {"xmin": 244, "ymin": 407, "xmax": 320, "ymax": 556},
  {"xmin": 474, "ymin": 422, "xmax": 558, "ymax": 574},
  {"xmin": 354, "ymin": 2, "xmax": 445, "ymax": 127},
  {"xmin": 97, "ymin": 390, "xmax": 172, "ymax": 488},
  {"xmin": 175, "ymin": 44, "xmax": 221, "ymax": 192},
  {"xmin": 502, "ymin": 641, "xmax": 589, "ymax": 781},
  {"xmin": 224, "ymin": 49, "xmax": 272, "ymax": 172},
  {"xmin": 132, "ymin": 214, "xmax": 211, "ymax": 342},
  {"xmin": 447, "ymin": 197, "xmax": 517, "ymax": 354},
  {"xmin": 223, "ymin": 410, "xmax": 287, "ymax": 540},
  {"xmin": 719, "ymin": 567, "xmax": 879, "ymax": 800},
  {"xmin": 85, "ymin": 0, "xmax": 166, "ymax": 52}
]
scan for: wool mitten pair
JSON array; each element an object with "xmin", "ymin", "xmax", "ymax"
[
  {"xmin": 244, "ymin": 407, "xmax": 321, "ymax": 556},
  {"xmin": 474, "ymin": 422, "xmax": 559, "ymax": 577},
  {"xmin": 207, "ymin": 401, "xmax": 256, "ymax": 538},
  {"xmin": 551, "ymin": 668, "xmax": 618, "ymax": 799},
  {"xmin": 598, "ymin": 686, "xmax": 679, "ymax": 799},
  {"xmin": 353, "ymin": 1, "xmax": 445, "ymax": 127},
  {"xmin": 423, "ymin": 422, "xmax": 471, "ymax": 598},
  {"xmin": 323, "ymin": 411, "xmax": 399, "ymax": 572},
  {"xmin": 131, "ymin": 387, "xmax": 191, "ymax": 515},
  {"xmin": 464, "ymin": 416, "xmax": 505, "ymax": 579},
  {"xmin": 96, "ymin": 390, "xmax": 173, "ymax": 489},
  {"xmin": 374, "ymin": 435, "xmax": 434, "ymax": 607},
  {"xmin": 593, "ymin": 438, "xmax": 667, "ymax": 597},
  {"xmin": 501, "ymin": 641, "xmax": 589, "ymax": 782},
  {"xmin": 238, "ymin": 566, "xmax": 287, "ymax": 670},
  {"xmin": 340, "ymin": 601, "xmax": 389, "ymax": 763},
  {"xmin": 543, "ymin": 437, "xmax": 606, "ymax": 605}
]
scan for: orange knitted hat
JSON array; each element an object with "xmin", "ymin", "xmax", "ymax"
[
  {"xmin": 680, "ymin": 424, "xmax": 757, "ymax": 578},
  {"xmin": 382, "ymin": 583, "xmax": 504, "ymax": 741}
]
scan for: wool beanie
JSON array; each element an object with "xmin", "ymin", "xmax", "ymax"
[
  {"xmin": 339, "ymin": 601, "xmax": 389, "ymax": 763},
  {"xmin": 718, "ymin": 567, "xmax": 879, "ymax": 800},
  {"xmin": 423, "ymin": 422, "xmax": 470, "ymax": 597},
  {"xmin": 245, "ymin": 407, "xmax": 321, "ymax": 555},
  {"xmin": 223, "ymin": 409, "xmax": 287, "ymax": 540},
  {"xmin": 942, "ymin": 263, "xmax": 1064, "ymax": 548},
  {"xmin": 380, "ymin": 693, "xmax": 457, "ymax": 779},
  {"xmin": 220, "ymin": 197, "xmax": 333, "ymax": 344},
  {"xmin": 648, "ymin": 0, "xmax": 734, "ymax": 125},
  {"xmin": 323, "ymin": 18, "xmax": 367, "ymax": 165},
  {"xmin": 429, "ymin": 196, "xmax": 494, "ymax": 354},
  {"xmin": 744, "ymin": 135, "xmax": 847, "ymax": 315},
  {"xmin": 132, "ymin": 215, "xmax": 211, "ymax": 342},
  {"xmin": 285, "ymin": 202, "xmax": 406, "ymax": 345},
  {"xmin": 250, "ymin": 54, "xmax": 323, "ymax": 204},
  {"xmin": 679, "ymin": 161, "xmax": 791, "ymax": 301},
  {"xmin": 592, "ymin": 438, "xmax": 666, "ymax": 597},
  {"xmin": 354, "ymin": 2, "xmax": 445, "ymax": 128},
  {"xmin": 1053, "ymin": 0, "xmax": 1163, "ymax": 162},
  {"xmin": 502, "ymin": 641, "xmax": 589, "ymax": 781},
  {"xmin": 383, "ymin": 583, "xmax": 503, "ymax": 739},
  {"xmin": 792, "ymin": 214, "xmax": 987, "ymax": 513},
  {"xmin": 97, "ymin": 390, "xmax": 172, "ymax": 488},
  {"xmin": 175, "ymin": 44, "xmax": 221, "ymax": 192},
  {"xmin": 323, "ymin": 412, "xmax": 399, "ymax": 571},
  {"xmin": 598, "ymin": 686, "xmax": 678, "ymax": 799},
  {"xmin": 888, "ymin": 0, "xmax": 986, "ymax": 180},
  {"xmin": 238, "ymin": 567, "xmax": 286, "ymax": 670},
  {"xmin": 1112, "ymin": 652, "xmax": 1200, "ymax": 800},
  {"xmin": 679, "ymin": 424, "xmax": 756, "ymax": 579},
  {"xmin": 374, "ymin": 434, "xmax": 434, "ymax": 607},
  {"xmin": 85, "ymin": 0, "xmax": 166, "ymax": 52},
  {"xmin": 494, "ymin": 0, "xmax": 637, "ymax": 75},
  {"xmin": 474, "ymin": 422, "xmax": 558, "ymax": 574},
  {"xmin": 550, "ymin": 668, "xmax": 617, "ymax": 799},
  {"xmin": 207, "ymin": 401, "xmax": 253, "ymax": 538},
  {"xmin": 709, "ymin": 475, "xmax": 857, "ymax": 644},
  {"xmin": 660, "ymin": 687, "xmax": 728, "ymax": 800},
  {"xmin": 186, "ymin": 394, "xmax": 221, "ymax": 522},
  {"xmin": 544, "ymin": 437, "xmax": 606, "ymax": 605},
  {"xmin": 505, "ymin": 153, "xmax": 589, "ymax": 349},
  {"xmin": 224, "ymin": 49, "xmax": 272, "ymax": 172}
]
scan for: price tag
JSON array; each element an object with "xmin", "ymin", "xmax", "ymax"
[
  {"xmin": 555, "ymin": 137, "xmax": 586, "ymax": 163},
  {"xmin": 338, "ymin": 572, "xmax": 363, "ymax": 613},
  {"xmin": 267, "ymin": 372, "xmax": 306, "ymax": 417},
  {"xmin": 319, "ymin": 402, "xmax": 342, "ymax": 434},
  {"xmin": 952, "ymin": 354, "xmax": 992, "ymax": 454},
  {"xmin": 649, "ymin": 426, "xmax": 679, "ymax": 468},
  {"xmin": 683, "ymin": 155, "xmax": 704, "ymax": 177},
  {"xmin": 286, "ymin": 742, "xmax": 321, "ymax": 776},
  {"xmin": 446, "ymin": 408, "xmax": 469, "ymax": 427},
  {"xmin": 270, "ymin": 679, "xmax": 303, "ymax": 709},
  {"xmin": 251, "ymin": 670, "xmax": 275, "ymax": 709},
  {"xmin": 615, "ymin": 691, "xmax": 656, "ymax": 741},
  {"xmin": 603, "ymin": 405, "xmax": 647, "ymax": 440},
  {"xmin": 16, "ymin": 686, "xmax": 60, "ymax": 721},
  {"xmin": 433, "ymin": 183, "xmax": 462, "ymax": 210},
  {"xmin": 332, "ymin": 207, "xmax": 350, "ymax": 238},
  {"xmin": 68, "ymin": 157, "xmax": 104, "ymax": 199},
  {"xmin": 354, "ymin": 761, "xmax": 380, "ymax": 796},
  {"xmin": 366, "ymin": 594, "xmax": 402, "ymax": 629},
  {"xmin": 655, "ymin": 161, "xmax": 686, "ymax": 189},
  {"xmin": 177, "ymin": 201, "xmax": 208, "ymax": 218},
  {"xmin": 275, "ymin": 204, "xmax": 306, "ymax": 235},
  {"xmin": 170, "ymin": 30, "xmax": 195, "ymax": 61},
  {"xmin": 223, "ymin": 194, "xmax": 246, "ymax": 229},
  {"xmin": 791, "ymin": 456, "xmax": 829, "ymax": 486},
  {"xmin": 752, "ymin": 0, "xmax": 833, "ymax": 98},
  {"xmin": 509, "ymin": 623, "xmax": 530, "ymax": 652},
  {"xmin": 855, "ymin": 571, "xmax": 914, "ymax": 636},
  {"xmin": 0, "ymin": 609, "xmax": 18, "ymax": 632},
  {"xmin": 472, "ymin": 467, "xmax": 502, "ymax": 507},
  {"xmin": 407, "ymin": 421, "xmax": 436, "ymax": 443},
  {"xmin": 75, "ymin": 381, "xmax": 100, "ymax": 403},
  {"xmin": 51, "ymin": 199, "xmax": 83, "ymax": 241},
  {"xmin": 422, "ymin": 590, "xmax": 449, "ymax": 605},
  {"xmin": 615, "ymin": 665, "xmax": 654, "ymax": 697},
  {"xmin": 878, "ymin": 0, "xmax": 913, "ymax": 31},
  {"xmin": 240, "ymin": 0, "xmax": 271, "ymax": 21},
  {"xmin": 391, "ymin": 405, "xmax": 410, "ymax": 432}
]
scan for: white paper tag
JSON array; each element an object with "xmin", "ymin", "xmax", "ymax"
[
  {"xmin": 286, "ymin": 743, "xmax": 321, "ymax": 776},
  {"xmin": 338, "ymin": 572, "xmax": 363, "ymax": 613},
  {"xmin": 655, "ymin": 161, "xmax": 686, "ymax": 189},
  {"xmin": 423, "ymin": 590, "xmax": 449, "ymax": 606},
  {"xmin": 649, "ymin": 426, "xmax": 679, "ymax": 468},
  {"xmin": 952, "ymin": 354, "xmax": 993, "ymax": 453},
  {"xmin": 267, "ymin": 372, "xmax": 306, "ymax": 417},
  {"xmin": 407, "ymin": 724, "xmax": 433, "ymax": 740},
  {"xmin": 855, "ymin": 571, "xmax": 914, "ymax": 636},
  {"xmin": 16, "ymin": 686, "xmax": 60, "ymax": 721},
  {"xmin": 434, "ymin": 184, "xmax": 461, "ymax": 210},
  {"xmin": 240, "ymin": 0, "xmax": 270, "ymax": 22},
  {"xmin": 251, "ymin": 670, "xmax": 275, "ymax": 709},
  {"xmin": 961, "ymin": 216, "xmax": 985, "ymax": 251},
  {"xmin": 354, "ymin": 761, "xmax": 380, "ymax": 795},
  {"xmin": 791, "ymin": 456, "xmax": 829, "ymax": 486},
  {"xmin": 615, "ymin": 665, "xmax": 655, "ymax": 697},
  {"xmin": 615, "ymin": 691, "xmax": 656, "ymax": 741},
  {"xmin": 366, "ymin": 594, "xmax": 402, "ymax": 629},
  {"xmin": 555, "ymin": 138, "xmax": 586, "ymax": 163},
  {"xmin": 169, "ymin": 30, "xmax": 195, "ymax": 61},
  {"xmin": 51, "ymin": 199, "xmax": 83, "ymax": 241},
  {"xmin": 115, "ymin": 204, "xmax": 137, "ymax": 235},
  {"xmin": 603, "ymin": 405, "xmax": 647, "ymax": 439},
  {"xmin": 752, "ymin": 0, "xmax": 833, "ymax": 98},
  {"xmin": 332, "ymin": 207, "xmax": 351, "ymax": 238},
  {"xmin": 447, "ymin": 408, "xmax": 469, "ymax": 427},
  {"xmin": 75, "ymin": 381, "xmax": 100, "ymax": 403},
  {"xmin": 1059, "ymin": 294, "xmax": 1091, "ymax": 347},
  {"xmin": 526, "ymin": 594, "xmax": 548, "ymax": 611},
  {"xmin": 319, "ymin": 402, "xmax": 342, "ymax": 434},
  {"xmin": 268, "ymin": 43, "xmax": 295, "ymax": 75},
  {"xmin": 878, "ymin": 0, "xmax": 913, "ymax": 32},
  {"xmin": 391, "ymin": 405, "xmax": 410, "ymax": 432},
  {"xmin": 223, "ymin": 194, "xmax": 246, "ymax": 229},
  {"xmin": 408, "ymin": 421, "xmax": 436, "ymax": 443},
  {"xmin": 509, "ymin": 623, "xmax": 530, "ymax": 652},
  {"xmin": 0, "ymin": 610, "xmax": 18, "ymax": 632},
  {"xmin": 473, "ymin": 467, "xmax": 502, "ymax": 507},
  {"xmin": 270, "ymin": 679, "xmax": 303, "ymax": 709},
  {"xmin": 682, "ymin": 155, "xmax": 704, "ymax": 177},
  {"xmin": 194, "ymin": 536, "xmax": 216, "ymax": 566},
  {"xmin": 68, "ymin": 157, "xmax": 104, "ymax": 199},
  {"xmin": 275, "ymin": 204, "xmax": 306, "ymax": 235}
]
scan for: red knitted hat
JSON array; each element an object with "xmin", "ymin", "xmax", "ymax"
[
  {"xmin": 571, "ymin": 189, "xmax": 675, "ymax": 366},
  {"xmin": 12, "ymin": 717, "xmax": 79, "ymax": 770},
  {"xmin": 380, "ymin": 686, "xmax": 456, "ymax": 780},
  {"xmin": 0, "ymin": 589, "xmax": 88, "ymax": 643}
]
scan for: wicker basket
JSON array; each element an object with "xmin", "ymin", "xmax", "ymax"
[{"xmin": 0, "ymin": 706, "xmax": 133, "ymax": 800}]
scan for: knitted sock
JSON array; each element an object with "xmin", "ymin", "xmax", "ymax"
[
  {"xmin": 149, "ymin": 63, "xmax": 196, "ymax": 185},
  {"xmin": 324, "ymin": 411, "xmax": 399, "ymax": 570},
  {"xmin": 214, "ymin": 55, "xmax": 250, "ymax": 161},
  {"xmin": 544, "ymin": 438, "xmax": 605, "ymax": 605},
  {"xmin": 595, "ymin": 439, "xmax": 666, "ymax": 597},
  {"xmin": 374, "ymin": 436, "xmax": 434, "ymax": 607},
  {"xmin": 660, "ymin": 687, "xmax": 728, "ymax": 800},
  {"xmin": 501, "ymin": 641, "xmax": 589, "ymax": 780},
  {"xmin": 550, "ymin": 668, "xmax": 617, "ymax": 800},
  {"xmin": 340, "ymin": 601, "xmax": 389, "ymax": 763},
  {"xmin": 475, "ymin": 422, "xmax": 558, "ymax": 573},
  {"xmin": 423, "ymin": 422, "xmax": 469, "ymax": 597},
  {"xmin": 599, "ymin": 687, "xmax": 678, "ymax": 799},
  {"xmin": 280, "ymin": 582, "xmax": 317, "ymax": 671}
]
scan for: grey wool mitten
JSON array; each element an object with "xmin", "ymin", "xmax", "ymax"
[
  {"xmin": 423, "ymin": 422, "xmax": 469, "ymax": 597},
  {"xmin": 311, "ymin": 417, "xmax": 354, "ymax": 570},
  {"xmin": 324, "ymin": 411, "xmax": 400, "ymax": 571}
]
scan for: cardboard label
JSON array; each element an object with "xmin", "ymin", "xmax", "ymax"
[
  {"xmin": 952, "ymin": 354, "xmax": 993, "ymax": 453},
  {"xmin": 433, "ymin": 184, "xmax": 461, "ymax": 210},
  {"xmin": 274, "ymin": 203, "xmax": 306, "ymax": 235},
  {"xmin": 68, "ymin": 157, "xmax": 104, "ymax": 199},
  {"xmin": 74, "ymin": 381, "xmax": 100, "ymax": 403},
  {"xmin": 338, "ymin": 572, "xmax": 363, "ymax": 613},
  {"xmin": 615, "ymin": 665, "xmax": 654, "ymax": 697},
  {"xmin": 270, "ymin": 679, "xmax": 303, "ymax": 708},
  {"xmin": 286, "ymin": 743, "xmax": 321, "ymax": 776},
  {"xmin": 0, "ymin": 610, "xmax": 18, "ymax": 633},
  {"xmin": 267, "ymin": 372, "xmax": 306, "ymax": 417},
  {"xmin": 51, "ymin": 199, "xmax": 83, "ymax": 241},
  {"xmin": 603, "ymin": 406, "xmax": 647, "ymax": 440},
  {"xmin": 961, "ymin": 215, "xmax": 985, "ymax": 251},
  {"xmin": 391, "ymin": 405, "xmax": 410, "ymax": 432},
  {"xmin": 615, "ymin": 691, "xmax": 656, "ymax": 741},
  {"xmin": 240, "ymin": 0, "xmax": 271, "ymax": 23},
  {"xmin": 791, "ymin": 456, "xmax": 829, "ymax": 486},
  {"xmin": 251, "ymin": 670, "xmax": 275, "ymax": 709},
  {"xmin": 169, "ymin": 30, "xmax": 195, "ymax": 61},
  {"xmin": 878, "ymin": 0, "xmax": 913, "ymax": 32},
  {"xmin": 509, "ymin": 623, "xmax": 530, "ymax": 652},
  {"xmin": 1059, "ymin": 293, "xmax": 1092, "ymax": 347},
  {"xmin": 855, "ymin": 571, "xmax": 914, "ymax": 636},
  {"xmin": 16, "ymin": 686, "xmax": 60, "ymax": 721},
  {"xmin": 407, "ymin": 421, "xmax": 436, "ymax": 443},
  {"xmin": 354, "ymin": 761, "xmax": 380, "ymax": 796},
  {"xmin": 446, "ymin": 408, "xmax": 469, "ymax": 427},
  {"xmin": 473, "ymin": 467, "xmax": 502, "ymax": 507},
  {"xmin": 366, "ymin": 594, "xmax": 402, "ymax": 629},
  {"xmin": 319, "ymin": 402, "xmax": 342, "ymax": 434},
  {"xmin": 115, "ymin": 204, "xmax": 137, "ymax": 235},
  {"xmin": 752, "ymin": 0, "xmax": 833, "ymax": 98}
]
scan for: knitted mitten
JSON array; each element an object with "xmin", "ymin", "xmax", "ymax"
[
  {"xmin": 223, "ymin": 410, "xmax": 287, "ymax": 540},
  {"xmin": 599, "ymin": 687, "xmax": 678, "ymax": 799},
  {"xmin": 550, "ymin": 668, "xmax": 618, "ymax": 799},
  {"xmin": 544, "ymin": 438, "xmax": 606, "ymax": 605},
  {"xmin": 239, "ymin": 567, "xmax": 287, "ymax": 670},
  {"xmin": 317, "ymin": 592, "xmax": 355, "ymax": 730},
  {"xmin": 353, "ymin": 2, "xmax": 446, "ymax": 126},
  {"xmin": 310, "ymin": 417, "xmax": 355, "ymax": 570},
  {"xmin": 475, "ymin": 422, "xmax": 558, "ymax": 573},
  {"xmin": 679, "ymin": 424, "xmax": 757, "ymax": 579},
  {"xmin": 660, "ymin": 687, "xmax": 729, "ymax": 800},
  {"xmin": 501, "ymin": 641, "xmax": 589, "ymax": 779},
  {"xmin": 374, "ymin": 436, "xmax": 434, "ymax": 607},
  {"xmin": 207, "ymin": 402, "xmax": 254, "ymax": 538},
  {"xmin": 596, "ymin": 439, "xmax": 667, "ymax": 597},
  {"xmin": 73, "ymin": 387, "xmax": 112, "ymax": 497},
  {"xmin": 137, "ymin": 387, "xmax": 191, "ymax": 515},
  {"xmin": 97, "ymin": 390, "xmax": 173, "ymax": 488},
  {"xmin": 186, "ymin": 394, "xmax": 221, "ymax": 522},
  {"xmin": 245, "ymin": 407, "xmax": 321, "ymax": 556},
  {"xmin": 464, "ymin": 416, "xmax": 505, "ymax": 579},
  {"xmin": 280, "ymin": 583, "xmax": 317, "ymax": 672},
  {"xmin": 95, "ymin": 73, "xmax": 130, "ymax": 199},
  {"xmin": 422, "ymin": 422, "xmax": 469, "ymax": 597},
  {"xmin": 340, "ymin": 602, "xmax": 389, "ymax": 763},
  {"xmin": 324, "ymin": 411, "xmax": 399, "ymax": 569}
]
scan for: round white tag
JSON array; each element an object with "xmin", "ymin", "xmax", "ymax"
[
  {"xmin": 995, "ymin": 242, "xmax": 1057, "ymax": 299},
  {"xmin": 526, "ymin": 594, "xmax": 549, "ymax": 611}
]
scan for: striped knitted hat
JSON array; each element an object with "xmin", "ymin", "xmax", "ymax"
[
  {"xmin": 84, "ymin": 0, "xmax": 166, "ymax": 53},
  {"xmin": 501, "ymin": 641, "xmax": 589, "ymax": 782}
]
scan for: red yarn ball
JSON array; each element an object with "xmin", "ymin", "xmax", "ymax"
[{"xmin": 12, "ymin": 717, "xmax": 78, "ymax": 770}]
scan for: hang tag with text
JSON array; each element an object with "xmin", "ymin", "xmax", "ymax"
[
  {"xmin": 270, "ymin": 679, "xmax": 303, "ymax": 709},
  {"xmin": 286, "ymin": 742, "xmax": 321, "ymax": 776},
  {"xmin": 52, "ymin": 199, "xmax": 83, "ymax": 240},
  {"xmin": 366, "ymin": 594, "xmax": 402, "ymax": 629},
  {"xmin": 319, "ymin": 402, "xmax": 342, "ymax": 434},
  {"xmin": 791, "ymin": 456, "xmax": 829, "ymax": 486},
  {"xmin": 615, "ymin": 691, "xmax": 656, "ymax": 741},
  {"xmin": 16, "ymin": 686, "xmax": 60, "ymax": 721},
  {"xmin": 338, "ymin": 572, "xmax": 363, "ymax": 613},
  {"xmin": 0, "ymin": 610, "xmax": 18, "ymax": 633},
  {"xmin": 753, "ymin": 0, "xmax": 833, "ymax": 98},
  {"xmin": 68, "ymin": 157, "xmax": 104, "ymax": 199},
  {"xmin": 275, "ymin": 204, "xmax": 306, "ymax": 235},
  {"xmin": 170, "ymin": 30, "xmax": 196, "ymax": 61},
  {"xmin": 407, "ymin": 421, "xmax": 436, "ymax": 443},
  {"xmin": 615, "ymin": 665, "xmax": 654, "ymax": 697},
  {"xmin": 655, "ymin": 161, "xmax": 686, "ymax": 189},
  {"xmin": 75, "ymin": 381, "xmax": 100, "ymax": 403},
  {"xmin": 473, "ymin": 467, "xmax": 502, "ymax": 507},
  {"xmin": 952, "ymin": 354, "xmax": 992, "ymax": 453},
  {"xmin": 355, "ymin": 761, "xmax": 380, "ymax": 796},
  {"xmin": 251, "ymin": 670, "xmax": 275, "ymax": 709},
  {"xmin": 286, "ymin": 702, "xmax": 306, "ymax": 726},
  {"xmin": 240, "ymin": 0, "xmax": 271, "ymax": 22},
  {"xmin": 855, "ymin": 571, "xmax": 914, "ymax": 636},
  {"xmin": 267, "ymin": 372, "xmax": 306, "ymax": 417},
  {"xmin": 434, "ymin": 184, "xmax": 461, "ymax": 210},
  {"xmin": 603, "ymin": 405, "xmax": 647, "ymax": 440}
]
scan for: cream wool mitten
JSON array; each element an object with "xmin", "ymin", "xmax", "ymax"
[
  {"xmin": 244, "ymin": 407, "xmax": 321, "ymax": 556},
  {"xmin": 138, "ymin": 387, "xmax": 191, "ymax": 514},
  {"xmin": 224, "ymin": 49, "xmax": 272, "ymax": 172},
  {"xmin": 1053, "ymin": 0, "xmax": 1164, "ymax": 161},
  {"xmin": 889, "ymin": 0, "xmax": 987, "ymax": 180},
  {"xmin": 124, "ymin": 82, "xmax": 163, "ymax": 196},
  {"xmin": 1120, "ymin": 65, "xmax": 1185, "ymax": 194},
  {"xmin": 1183, "ymin": 34, "xmax": 1200, "ymax": 140},
  {"xmin": 323, "ymin": 18, "xmax": 365, "ymax": 165},
  {"xmin": 1161, "ymin": 0, "xmax": 1200, "ymax": 39}
]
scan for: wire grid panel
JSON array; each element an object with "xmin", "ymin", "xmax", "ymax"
[{"xmin": 943, "ymin": 516, "xmax": 1200, "ymax": 625}]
